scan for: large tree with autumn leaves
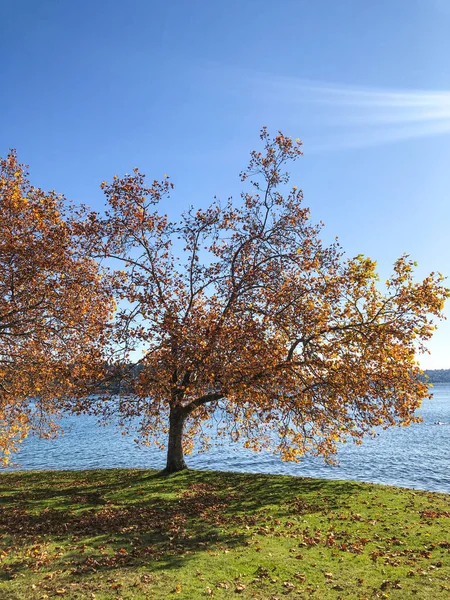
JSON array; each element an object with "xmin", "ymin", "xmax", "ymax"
[
  {"xmin": 79, "ymin": 129, "xmax": 448, "ymax": 473},
  {"xmin": 0, "ymin": 152, "xmax": 114, "ymax": 464}
]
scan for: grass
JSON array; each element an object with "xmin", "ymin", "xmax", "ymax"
[{"xmin": 1, "ymin": 469, "xmax": 450, "ymax": 599}]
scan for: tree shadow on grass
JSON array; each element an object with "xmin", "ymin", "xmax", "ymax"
[
  {"xmin": 0, "ymin": 468, "xmax": 365, "ymax": 580},
  {"xmin": 0, "ymin": 468, "xmax": 362, "ymax": 510},
  {"xmin": 0, "ymin": 469, "xmax": 152, "ymax": 509}
]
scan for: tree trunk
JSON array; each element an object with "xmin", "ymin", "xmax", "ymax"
[{"xmin": 164, "ymin": 406, "xmax": 188, "ymax": 473}]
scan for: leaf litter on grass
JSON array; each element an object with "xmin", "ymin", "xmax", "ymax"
[{"xmin": 1, "ymin": 469, "xmax": 450, "ymax": 599}]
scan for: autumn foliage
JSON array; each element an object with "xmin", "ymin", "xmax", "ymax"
[
  {"xmin": 80, "ymin": 129, "xmax": 449, "ymax": 472},
  {"xmin": 1, "ymin": 132, "xmax": 448, "ymax": 471},
  {"xmin": 0, "ymin": 152, "xmax": 114, "ymax": 463}
]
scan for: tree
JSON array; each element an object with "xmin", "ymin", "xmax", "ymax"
[
  {"xmin": 86, "ymin": 129, "xmax": 448, "ymax": 473},
  {"xmin": 0, "ymin": 152, "xmax": 114, "ymax": 464}
]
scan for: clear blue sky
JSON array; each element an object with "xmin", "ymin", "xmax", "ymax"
[{"xmin": 2, "ymin": 0, "xmax": 449, "ymax": 368}]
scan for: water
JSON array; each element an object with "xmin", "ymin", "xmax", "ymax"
[{"xmin": 3, "ymin": 384, "xmax": 450, "ymax": 493}]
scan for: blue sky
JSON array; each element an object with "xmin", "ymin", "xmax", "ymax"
[{"xmin": 2, "ymin": 0, "xmax": 449, "ymax": 368}]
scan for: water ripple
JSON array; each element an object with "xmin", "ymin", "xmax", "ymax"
[{"xmin": 3, "ymin": 385, "xmax": 450, "ymax": 493}]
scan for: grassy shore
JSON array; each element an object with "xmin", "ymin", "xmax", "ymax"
[{"xmin": 1, "ymin": 469, "xmax": 450, "ymax": 599}]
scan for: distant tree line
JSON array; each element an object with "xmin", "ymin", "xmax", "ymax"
[{"xmin": 424, "ymin": 369, "xmax": 450, "ymax": 383}]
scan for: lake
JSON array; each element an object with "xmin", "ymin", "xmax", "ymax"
[{"xmin": 3, "ymin": 384, "xmax": 450, "ymax": 493}]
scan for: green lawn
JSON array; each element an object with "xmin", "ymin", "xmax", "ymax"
[{"xmin": 1, "ymin": 469, "xmax": 450, "ymax": 599}]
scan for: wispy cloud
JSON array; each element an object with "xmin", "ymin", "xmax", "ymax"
[{"xmin": 248, "ymin": 72, "xmax": 450, "ymax": 151}]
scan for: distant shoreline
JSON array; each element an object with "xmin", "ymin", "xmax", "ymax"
[{"xmin": 424, "ymin": 369, "xmax": 450, "ymax": 383}]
